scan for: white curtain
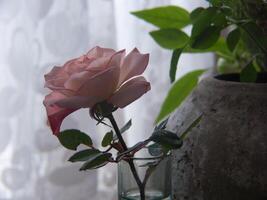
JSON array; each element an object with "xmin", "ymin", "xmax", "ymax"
[{"xmin": 0, "ymin": 0, "xmax": 212, "ymax": 199}]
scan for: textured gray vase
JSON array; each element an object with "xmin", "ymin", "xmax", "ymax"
[{"xmin": 168, "ymin": 74, "xmax": 267, "ymax": 200}]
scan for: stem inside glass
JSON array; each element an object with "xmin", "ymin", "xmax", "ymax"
[{"xmin": 118, "ymin": 148, "xmax": 172, "ymax": 200}]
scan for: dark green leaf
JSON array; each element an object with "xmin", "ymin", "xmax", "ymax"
[
  {"xmin": 131, "ymin": 6, "xmax": 190, "ymax": 29},
  {"xmin": 207, "ymin": 0, "xmax": 222, "ymax": 6},
  {"xmin": 170, "ymin": 48, "xmax": 183, "ymax": 83},
  {"xmin": 150, "ymin": 29, "xmax": 189, "ymax": 49},
  {"xmin": 79, "ymin": 153, "xmax": 112, "ymax": 171},
  {"xmin": 184, "ymin": 37, "xmax": 233, "ymax": 60},
  {"xmin": 220, "ymin": 6, "xmax": 232, "ymax": 17},
  {"xmin": 190, "ymin": 26, "xmax": 221, "ymax": 49},
  {"xmin": 120, "ymin": 119, "xmax": 132, "ymax": 134},
  {"xmin": 190, "ymin": 7, "xmax": 226, "ymax": 49},
  {"xmin": 226, "ymin": 28, "xmax": 240, "ymax": 51},
  {"xmin": 212, "ymin": 12, "xmax": 227, "ymax": 28},
  {"xmin": 101, "ymin": 131, "xmax": 113, "ymax": 147},
  {"xmin": 150, "ymin": 130, "xmax": 182, "ymax": 149},
  {"xmin": 148, "ymin": 143, "xmax": 163, "ymax": 157},
  {"xmin": 155, "ymin": 118, "xmax": 169, "ymax": 131},
  {"xmin": 68, "ymin": 149, "xmax": 101, "ymax": 162},
  {"xmin": 240, "ymin": 62, "xmax": 257, "ymax": 82},
  {"xmin": 58, "ymin": 129, "xmax": 92, "ymax": 150},
  {"xmin": 240, "ymin": 22, "xmax": 267, "ymax": 54},
  {"xmin": 190, "ymin": 7, "xmax": 204, "ymax": 24},
  {"xmin": 113, "ymin": 119, "xmax": 132, "ymax": 141},
  {"xmin": 156, "ymin": 69, "xmax": 205, "ymax": 123},
  {"xmin": 180, "ymin": 115, "xmax": 202, "ymax": 139},
  {"xmin": 191, "ymin": 7, "xmax": 218, "ymax": 37}
]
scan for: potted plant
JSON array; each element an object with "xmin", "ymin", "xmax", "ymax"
[{"xmin": 132, "ymin": 0, "xmax": 267, "ymax": 199}]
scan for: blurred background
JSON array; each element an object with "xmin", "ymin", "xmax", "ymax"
[{"xmin": 0, "ymin": 0, "xmax": 213, "ymax": 199}]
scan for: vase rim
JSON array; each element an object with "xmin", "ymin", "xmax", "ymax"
[
  {"xmin": 214, "ymin": 73, "xmax": 267, "ymax": 84},
  {"xmin": 199, "ymin": 73, "xmax": 267, "ymax": 96}
]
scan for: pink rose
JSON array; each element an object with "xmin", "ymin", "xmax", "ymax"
[{"xmin": 43, "ymin": 46, "xmax": 150, "ymax": 135}]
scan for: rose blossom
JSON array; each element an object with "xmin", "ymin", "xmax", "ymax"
[{"xmin": 43, "ymin": 46, "xmax": 150, "ymax": 135}]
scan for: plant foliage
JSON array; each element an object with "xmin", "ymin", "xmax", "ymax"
[{"xmin": 132, "ymin": 1, "xmax": 267, "ymax": 121}]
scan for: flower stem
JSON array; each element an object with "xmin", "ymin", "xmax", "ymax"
[{"xmin": 107, "ymin": 114, "xmax": 145, "ymax": 200}]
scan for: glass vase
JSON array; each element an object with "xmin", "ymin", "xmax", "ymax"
[{"xmin": 117, "ymin": 148, "xmax": 171, "ymax": 200}]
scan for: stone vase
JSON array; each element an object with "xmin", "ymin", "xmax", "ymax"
[{"xmin": 168, "ymin": 74, "xmax": 267, "ymax": 200}]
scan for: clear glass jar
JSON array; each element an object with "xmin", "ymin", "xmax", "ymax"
[{"xmin": 117, "ymin": 148, "xmax": 171, "ymax": 200}]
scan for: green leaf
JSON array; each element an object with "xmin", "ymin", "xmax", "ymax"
[
  {"xmin": 80, "ymin": 153, "xmax": 112, "ymax": 171},
  {"xmin": 190, "ymin": 7, "xmax": 226, "ymax": 50},
  {"xmin": 58, "ymin": 129, "xmax": 93, "ymax": 150},
  {"xmin": 180, "ymin": 115, "xmax": 202, "ymax": 139},
  {"xmin": 101, "ymin": 131, "xmax": 113, "ymax": 147},
  {"xmin": 150, "ymin": 130, "xmax": 182, "ymax": 149},
  {"xmin": 190, "ymin": 7, "xmax": 204, "ymax": 24},
  {"xmin": 148, "ymin": 143, "xmax": 164, "ymax": 157},
  {"xmin": 184, "ymin": 38, "xmax": 232, "ymax": 59},
  {"xmin": 156, "ymin": 70, "xmax": 205, "ymax": 123},
  {"xmin": 131, "ymin": 6, "xmax": 190, "ymax": 29},
  {"xmin": 113, "ymin": 119, "xmax": 132, "ymax": 141},
  {"xmin": 207, "ymin": 0, "xmax": 222, "ymax": 6},
  {"xmin": 68, "ymin": 149, "xmax": 101, "ymax": 162},
  {"xmin": 120, "ymin": 119, "xmax": 132, "ymax": 134},
  {"xmin": 190, "ymin": 26, "xmax": 221, "ymax": 49},
  {"xmin": 150, "ymin": 29, "xmax": 189, "ymax": 49},
  {"xmin": 212, "ymin": 12, "xmax": 227, "ymax": 28},
  {"xmin": 240, "ymin": 22, "xmax": 267, "ymax": 54},
  {"xmin": 155, "ymin": 118, "xmax": 169, "ymax": 131},
  {"xmin": 191, "ymin": 7, "xmax": 218, "ymax": 37},
  {"xmin": 253, "ymin": 60, "xmax": 262, "ymax": 72},
  {"xmin": 170, "ymin": 48, "xmax": 183, "ymax": 83},
  {"xmin": 226, "ymin": 28, "xmax": 240, "ymax": 51},
  {"xmin": 240, "ymin": 62, "xmax": 257, "ymax": 82}
]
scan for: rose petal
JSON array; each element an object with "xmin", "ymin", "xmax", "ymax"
[
  {"xmin": 77, "ymin": 66, "xmax": 120, "ymax": 101},
  {"xmin": 86, "ymin": 46, "xmax": 116, "ymax": 59},
  {"xmin": 43, "ymin": 92, "xmax": 77, "ymax": 135},
  {"xmin": 45, "ymin": 78, "xmax": 66, "ymax": 90},
  {"xmin": 55, "ymin": 96, "xmax": 100, "ymax": 109},
  {"xmin": 119, "ymin": 48, "xmax": 149, "ymax": 85},
  {"xmin": 64, "ymin": 71, "xmax": 94, "ymax": 92},
  {"xmin": 86, "ymin": 57, "xmax": 111, "ymax": 71},
  {"xmin": 63, "ymin": 57, "xmax": 89, "ymax": 75},
  {"xmin": 86, "ymin": 48, "xmax": 122, "ymax": 72},
  {"xmin": 108, "ymin": 76, "xmax": 151, "ymax": 108},
  {"xmin": 44, "ymin": 66, "xmax": 74, "ymax": 96},
  {"xmin": 44, "ymin": 66, "xmax": 69, "ymax": 89},
  {"xmin": 107, "ymin": 49, "xmax": 125, "ymax": 68},
  {"xmin": 45, "ymin": 81, "xmax": 75, "ymax": 97},
  {"xmin": 44, "ymin": 66, "xmax": 69, "ymax": 82}
]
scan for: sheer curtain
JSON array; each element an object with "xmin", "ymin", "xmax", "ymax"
[{"xmin": 0, "ymin": 0, "xmax": 212, "ymax": 199}]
